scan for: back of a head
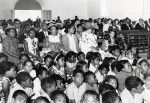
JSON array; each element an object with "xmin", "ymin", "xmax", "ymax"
[
  {"xmin": 102, "ymin": 91, "xmax": 120, "ymax": 103},
  {"xmin": 16, "ymin": 72, "xmax": 31, "ymax": 85},
  {"xmin": 125, "ymin": 76, "xmax": 143, "ymax": 91},
  {"xmin": 51, "ymin": 90, "xmax": 68, "ymax": 102},
  {"xmin": 13, "ymin": 90, "xmax": 28, "ymax": 99},
  {"xmin": 34, "ymin": 96, "xmax": 50, "ymax": 103},
  {"xmin": 99, "ymin": 83, "xmax": 115, "ymax": 95}
]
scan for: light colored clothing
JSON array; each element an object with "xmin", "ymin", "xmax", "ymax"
[
  {"xmin": 142, "ymin": 85, "xmax": 150, "ymax": 103},
  {"xmin": 48, "ymin": 34, "xmax": 60, "ymax": 43},
  {"xmin": 25, "ymin": 37, "xmax": 38, "ymax": 56},
  {"xmin": 39, "ymin": 89, "xmax": 51, "ymax": 102},
  {"xmin": 52, "ymin": 66, "xmax": 65, "ymax": 78},
  {"xmin": 99, "ymin": 49, "xmax": 112, "ymax": 60},
  {"xmin": 121, "ymin": 88, "xmax": 143, "ymax": 103},
  {"xmin": 103, "ymin": 24, "xmax": 110, "ymax": 32},
  {"xmin": 7, "ymin": 83, "xmax": 34, "ymax": 103},
  {"xmin": 79, "ymin": 31, "xmax": 98, "ymax": 55},
  {"xmin": 68, "ymin": 34, "xmax": 78, "ymax": 53},
  {"xmin": 66, "ymin": 82, "xmax": 86, "ymax": 103},
  {"xmin": 33, "ymin": 77, "xmax": 41, "ymax": 99}
]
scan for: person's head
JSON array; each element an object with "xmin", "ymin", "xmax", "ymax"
[
  {"xmin": 109, "ymin": 30, "xmax": 115, "ymax": 38},
  {"xmin": 77, "ymin": 52, "xmax": 85, "ymax": 62},
  {"xmin": 23, "ymin": 60, "xmax": 34, "ymax": 73},
  {"xmin": 41, "ymin": 76, "xmax": 56, "ymax": 95},
  {"xmin": 144, "ymin": 72, "xmax": 150, "ymax": 88},
  {"xmin": 5, "ymin": 28, "xmax": 16, "ymax": 38},
  {"xmin": 98, "ymin": 64, "xmax": 109, "ymax": 76},
  {"xmin": 34, "ymin": 96, "xmax": 50, "ymax": 103},
  {"xmin": 0, "ymin": 53, "xmax": 7, "ymax": 62},
  {"xmin": 50, "ymin": 25, "xmax": 58, "ymax": 35},
  {"xmin": 36, "ymin": 67, "xmax": 48, "ymax": 80},
  {"xmin": 125, "ymin": 76, "xmax": 144, "ymax": 93},
  {"xmin": 13, "ymin": 90, "xmax": 28, "ymax": 103},
  {"xmin": 99, "ymin": 83, "xmax": 115, "ymax": 95},
  {"xmin": 139, "ymin": 18, "xmax": 144, "ymax": 24},
  {"xmin": 77, "ymin": 24, "xmax": 83, "ymax": 33},
  {"xmin": 84, "ymin": 71, "xmax": 97, "ymax": 86},
  {"xmin": 101, "ymin": 40, "xmax": 109, "ymax": 52},
  {"xmin": 139, "ymin": 59, "xmax": 149, "ymax": 74},
  {"xmin": 90, "ymin": 53, "xmax": 100, "ymax": 66},
  {"xmin": 51, "ymin": 74, "xmax": 65, "ymax": 91},
  {"xmin": 51, "ymin": 90, "xmax": 68, "ymax": 103},
  {"xmin": 103, "ymin": 57, "xmax": 116, "ymax": 66},
  {"xmin": 118, "ymin": 60, "xmax": 132, "ymax": 73},
  {"xmin": 64, "ymin": 23, "xmax": 75, "ymax": 34},
  {"xmin": 16, "ymin": 72, "xmax": 33, "ymax": 88},
  {"xmin": 109, "ymin": 45, "xmax": 120, "ymax": 57},
  {"xmin": 127, "ymin": 44, "xmax": 137, "ymax": 55},
  {"xmin": 19, "ymin": 54, "xmax": 30, "ymax": 64},
  {"xmin": 111, "ymin": 61, "xmax": 122, "ymax": 73},
  {"xmin": 42, "ymin": 23, "xmax": 48, "ymax": 31},
  {"xmin": 54, "ymin": 54, "xmax": 65, "ymax": 67},
  {"xmin": 14, "ymin": 19, "xmax": 21, "ymax": 29},
  {"xmin": 82, "ymin": 90, "xmax": 99, "ymax": 103},
  {"xmin": 73, "ymin": 69, "xmax": 84, "ymax": 87},
  {"xmin": 65, "ymin": 51, "xmax": 76, "ymax": 63},
  {"xmin": 1, "ymin": 61, "xmax": 16, "ymax": 78},
  {"xmin": 44, "ymin": 55, "xmax": 53, "ymax": 68},
  {"xmin": 76, "ymin": 61, "xmax": 88, "ymax": 73},
  {"xmin": 125, "ymin": 50, "xmax": 134, "ymax": 59},
  {"xmin": 102, "ymin": 91, "xmax": 121, "ymax": 103},
  {"xmin": 28, "ymin": 28, "xmax": 36, "ymax": 39},
  {"xmin": 103, "ymin": 75, "xmax": 119, "ymax": 89}
]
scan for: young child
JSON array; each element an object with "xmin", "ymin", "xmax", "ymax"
[
  {"xmin": 84, "ymin": 71, "xmax": 99, "ymax": 94},
  {"xmin": 108, "ymin": 45, "xmax": 121, "ymax": 59},
  {"xmin": 24, "ymin": 28, "xmax": 41, "ymax": 62},
  {"xmin": 22, "ymin": 60, "xmax": 36, "ymax": 79},
  {"xmin": 17, "ymin": 54, "xmax": 30, "ymax": 71},
  {"xmin": 135, "ymin": 59, "xmax": 150, "ymax": 81},
  {"xmin": 121, "ymin": 76, "xmax": 144, "ymax": 103},
  {"xmin": 34, "ymin": 96, "xmax": 50, "ymax": 103},
  {"xmin": 12, "ymin": 90, "xmax": 28, "ymax": 103},
  {"xmin": 66, "ymin": 69, "xmax": 86, "ymax": 103},
  {"xmin": 51, "ymin": 74, "xmax": 65, "ymax": 91},
  {"xmin": 40, "ymin": 76, "xmax": 57, "ymax": 102},
  {"xmin": 81, "ymin": 90, "xmax": 100, "ymax": 103},
  {"xmin": 102, "ymin": 91, "xmax": 121, "ymax": 103},
  {"xmin": 115, "ymin": 60, "xmax": 133, "ymax": 91},
  {"xmin": 43, "ymin": 55, "xmax": 54, "ymax": 73},
  {"xmin": 77, "ymin": 52, "xmax": 85, "ymax": 62},
  {"xmin": 0, "ymin": 61, "xmax": 16, "ymax": 103},
  {"xmin": 103, "ymin": 75, "xmax": 120, "ymax": 94},
  {"xmin": 141, "ymin": 72, "xmax": 150, "ymax": 103},
  {"xmin": 51, "ymin": 54, "xmax": 66, "ymax": 79},
  {"xmin": 7, "ymin": 72, "xmax": 34, "ymax": 103},
  {"xmin": 65, "ymin": 51, "xmax": 77, "ymax": 83},
  {"xmin": 76, "ymin": 61, "xmax": 89, "ymax": 73},
  {"xmin": 51, "ymin": 90, "xmax": 68, "ymax": 103},
  {"xmin": 33, "ymin": 67, "xmax": 48, "ymax": 98},
  {"xmin": 0, "ymin": 53, "xmax": 7, "ymax": 63}
]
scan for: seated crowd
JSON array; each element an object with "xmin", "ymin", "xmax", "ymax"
[{"xmin": 0, "ymin": 16, "xmax": 150, "ymax": 103}]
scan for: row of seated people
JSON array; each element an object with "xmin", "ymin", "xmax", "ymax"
[{"xmin": 0, "ymin": 16, "xmax": 150, "ymax": 103}]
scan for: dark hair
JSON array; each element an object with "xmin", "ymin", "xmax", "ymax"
[
  {"xmin": 84, "ymin": 71, "xmax": 95, "ymax": 82},
  {"xmin": 19, "ymin": 53, "xmax": 30, "ymax": 60},
  {"xmin": 41, "ymin": 76, "xmax": 56, "ymax": 92},
  {"xmin": 51, "ymin": 90, "xmax": 68, "ymax": 102},
  {"xmin": 73, "ymin": 69, "xmax": 84, "ymax": 77},
  {"xmin": 102, "ymin": 91, "xmax": 120, "ymax": 103},
  {"xmin": 55, "ymin": 54, "xmax": 65, "ymax": 62},
  {"xmin": 49, "ymin": 25, "xmax": 58, "ymax": 31},
  {"xmin": 77, "ymin": 52, "xmax": 85, "ymax": 60},
  {"xmin": 98, "ymin": 63, "xmax": 109, "ymax": 73},
  {"xmin": 13, "ymin": 90, "xmax": 28, "ymax": 99},
  {"xmin": 103, "ymin": 57, "xmax": 116, "ymax": 66},
  {"xmin": 103, "ymin": 75, "xmax": 119, "ymax": 89},
  {"xmin": 139, "ymin": 59, "xmax": 149, "ymax": 66},
  {"xmin": 111, "ymin": 61, "xmax": 122, "ymax": 72},
  {"xmin": 36, "ymin": 67, "xmax": 48, "ymax": 77},
  {"xmin": 44, "ymin": 55, "xmax": 53, "ymax": 62},
  {"xmin": 65, "ymin": 51, "xmax": 76, "ymax": 61},
  {"xmin": 76, "ymin": 61, "xmax": 87, "ymax": 70},
  {"xmin": 125, "ymin": 76, "xmax": 143, "ymax": 91},
  {"xmin": 0, "ymin": 53, "xmax": 7, "ymax": 60},
  {"xmin": 5, "ymin": 28, "xmax": 17, "ymax": 37},
  {"xmin": 77, "ymin": 24, "xmax": 82, "ymax": 28},
  {"xmin": 109, "ymin": 45, "xmax": 120, "ymax": 54},
  {"xmin": 16, "ymin": 72, "xmax": 32, "ymax": 85},
  {"xmin": 34, "ymin": 96, "xmax": 50, "ymax": 103},
  {"xmin": 82, "ymin": 90, "xmax": 99, "ymax": 102},
  {"xmin": 28, "ymin": 28, "xmax": 36, "ymax": 35},
  {"xmin": 99, "ymin": 83, "xmax": 115, "ymax": 95},
  {"xmin": 51, "ymin": 74, "xmax": 65, "ymax": 84},
  {"xmin": 64, "ymin": 23, "xmax": 75, "ymax": 33}
]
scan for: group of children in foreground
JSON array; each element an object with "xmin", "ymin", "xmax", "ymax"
[{"xmin": 0, "ymin": 45, "xmax": 150, "ymax": 103}]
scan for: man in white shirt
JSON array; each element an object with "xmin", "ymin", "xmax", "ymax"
[
  {"xmin": 66, "ymin": 69, "xmax": 86, "ymax": 103},
  {"xmin": 121, "ymin": 76, "xmax": 144, "ymax": 103}
]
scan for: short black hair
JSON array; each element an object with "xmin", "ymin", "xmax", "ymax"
[
  {"xmin": 125, "ymin": 76, "xmax": 143, "ymax": 91},
  {"xmin": 76, "ymin": 61, "xmax": 87, "ymax": 70},
  {"xmin": 111, "ymin": 61, "xmax": 124, "ymax": 72},
  {"xmin": 99, "ymin": 83, "xmax": 115, "ymax": 95},
  {"xmin": 51, "ymin": 74, "xmax": 65, "ymax": 84},
  {"xmin": 84, "ymin": 71, "xmax": 95, "ymax": 82},
  {"xmin": 34, "ymin": 96, "xmax": 50, "ymax": 103},
  {"xmin": 23, "ymin": 59, "xmax": 34, "ymax": 67},
  {"xmin": 0, "ymin": 53, "xmax": 7, "ymax": 60},
  {"xmin": 41, "ymin": 76, "xmax": 56, "ymax": 92},
  {"xmin": 44, "ymin": 55, "xmax": 53, "ymax": 62},
  {"xmin": 19, "ymin": 53, "xmax": 30, "ymax": 60},
  {"xmin": 102, "ymin": 91, "xmax": 120, "ymax": 103},
  {"xmin": 36, "ymin": 67, "xmax": 48, "ymax": 77},
  {"xmin": 98, "ymin": 63, "xmax": 109, "ymax": 72},
  {"xmin": 82, "ymin": 90, "xmax": 99, "ymax": 102},
  {"xmin": 13, "ymin": 90, "xmax": 28, "ymax": 99},
  {"xmin": 65, "ymin": 51, "xmax": 76, "ymax": 61},
  {"xmin": 51, "ymin": 90, "xmax": 68, "ymax": 102},
  {"xmin": 64, "ymin": 23, "xmax": 75, "ymax": 33},
  {"xmin": 16, "ymin": 72, "xmax": 32, "ymax": 85},
  {"xmin": 73, "ymin": 69, "xmax": 84, "ymax": 77}
]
